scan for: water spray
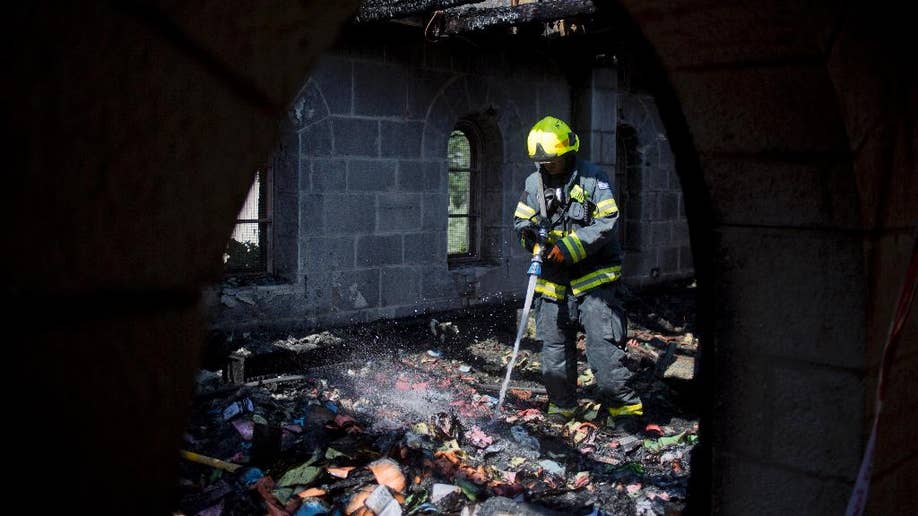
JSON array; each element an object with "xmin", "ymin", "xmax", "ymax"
[{"xmin": 496, "ymin": 172, "xmax": 549, "ymax": 418}]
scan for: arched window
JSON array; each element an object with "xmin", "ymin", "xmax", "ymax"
[
  {"xmin": 447, "ymin": 125, "xmax": 480, "ymax": 262},
  {"xmin": 224, "ymin": 167, "xmax": 273, "ymax": 274}
]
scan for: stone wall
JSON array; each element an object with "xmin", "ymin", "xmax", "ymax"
[
  {"xmin": 12, "ymin": 2, "xmax": 915, "ymax": 514},
  {"xmin": 207, "ymin": 29, "xmax": 572, "ymax": 330},
  {"xmin": 207, "ymin": 31, "xmax": 693, "ymax": 331},
  {"xmin": 575, "ymin": 66, "xmax": 692, "ymax": 288}
]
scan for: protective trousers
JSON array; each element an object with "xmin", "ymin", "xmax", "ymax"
[{"xmin": 535, "ymin": 283, "xmax": 639, "ymax": 409}]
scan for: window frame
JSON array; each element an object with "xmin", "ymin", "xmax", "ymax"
[
  {"xmin": 224, "ymin": 166, "xmax": 274, "ymax": 276},
  {"xmin": 447, "ymin": 122, "xmax": 482, "ymax": 265}
]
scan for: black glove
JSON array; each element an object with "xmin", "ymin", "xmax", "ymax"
[{"xmin": 519, "ymin": 223, "xmax": 538, "ymax": 240}]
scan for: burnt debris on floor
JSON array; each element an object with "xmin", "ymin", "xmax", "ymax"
[{"xmin": 178, "ymin": 281, "xmax": 699, "ymax": 516}]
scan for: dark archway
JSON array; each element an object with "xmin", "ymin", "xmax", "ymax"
[{"xmin": 10, "ymin": 2, "xmax": 914, "ymax": 514}]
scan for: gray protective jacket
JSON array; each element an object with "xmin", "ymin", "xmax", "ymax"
[{"xmin": 513, "ymin": 158, "xmax": 622, "ymax": 301}]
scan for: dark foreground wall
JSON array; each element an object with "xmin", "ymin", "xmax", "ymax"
[{"xmin": 8, "ymin": 2, "xmax": 915, "ymax": 514}]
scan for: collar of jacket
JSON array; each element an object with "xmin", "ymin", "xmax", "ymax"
[{"xmin": 539, "ymin": 166, "xmax": 580, "ymax": 193}]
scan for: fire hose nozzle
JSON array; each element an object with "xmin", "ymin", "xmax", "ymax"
[{"xmin": 528, "ymin": 246, "xmax": 543, "ymax": 276}]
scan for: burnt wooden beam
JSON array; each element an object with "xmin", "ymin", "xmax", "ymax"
[
  {"xmin": 442, "ymin": 0, "xmax": 597, "ymax": 34},
  {"xmin": 355, "ymin": 0, "xmax": 483, "ymax": 23}
]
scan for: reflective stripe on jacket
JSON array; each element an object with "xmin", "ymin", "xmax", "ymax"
[{"xmin": 513, "ymin": 159, "xmax": 623, "ymax": 300}]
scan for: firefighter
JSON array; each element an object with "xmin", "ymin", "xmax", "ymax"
[{"xmin": 514, "ymin": 116, "xmax": 643, "ymax": 432}]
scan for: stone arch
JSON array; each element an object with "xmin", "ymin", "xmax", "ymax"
[
  {"xmin": 11, "ymin": 2, "xmax": 913, "ymax": 514},
  {"xmin": 611, "ymin": 2, "xmax": 907, "ymax": 513},
  {"xmin": 423, "ymin": 74, "xmax": 532, "ymax": 268}
]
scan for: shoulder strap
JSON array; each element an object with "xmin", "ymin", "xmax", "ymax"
[{"xmin": 535, "ymin": 171, "xmax": 548, "ymax": 219}]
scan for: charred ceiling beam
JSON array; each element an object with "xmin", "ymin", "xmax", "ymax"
[
  {"xmin": 355, "ymin": 0, "xmax": 483, "ymax": 23},
  {"xmin": 440, "ymin": 0, "xmax": 597, "ymax": 34}
]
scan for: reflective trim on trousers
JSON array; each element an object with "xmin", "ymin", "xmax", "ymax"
[{"xmin": 570, "ymin": 265, "xmax": 622, "ymax": 296}]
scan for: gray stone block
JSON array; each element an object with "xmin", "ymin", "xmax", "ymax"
[
  {"xmin": 321, "ymin": 193, "xmax": 375, "ymax": 234},
  {"xmin": 304, "ymin": 271, "xmax": 333, "ymax": 313},
  {"xmin": 397, "ymin": 161, "xmax": 425, "ymax": 192},
  {"xmin": 624, "ymin": 195, "xmax": 644, "ymax": 222},
  {"xmin": 769, "ymin": 366, "xmax": 863, "ymax": 477},
  {"xmin": 623, "ymin": 250, "xmax": 657, "ymax": 279},
  {"xmin": 636, "ymin": 192, "xmax": 655, "ymax": 221},
  {"xmin": 467, "ymin": 74, "xmax": 489, "ymax": 111},
  {"xmin": 407, "ymin": 69, "xmax": 453, "ymax": 119},
  {"xmin": 380, "ymin": 121, "xmax": 424, "ymax": 158},
  {"xmin": 422, "ymin": 125, "xmax": 449, "ymax": 160},
  {"xmin": 626, "ymin": 2, "xmax": 836, "ymax": 69},
  {"xmin": 257, "ymin": 290, "xmax": 309, "ymax": 320},
  {"xmin": 480, "ymin": 226, "xmax": 507, "ymax": 262},
  {"xmin": 332, "ymin": 268, "xmax": 380, "ymax": 311},
  {"xmin": 348, "ymin": 159, "xmax": 395, "ymax": 191},
  {"xmin": 474, "ymin": 266, "xmax": 515, "ymax": 298},
  {"xmin": 619, "ymin": 94, "xmax": 649, "ymax": 128},
  {"xmin": 423, "ymin": 161, "xmax": 444, "ymax": 193},
  {"xmin": 332, "ymin": 117, "xmax": 379, "ymax": 157},
  {"xmin": 592, "ymin": 67, "xmax": 617, "ymax": 90},
  {"xmin": 354, "ymin": 62, "xmax": 406, "ymax": 117},
  {"xmin": 356, "ymin": 234, "xmax": 403, "ymax": 266},
  {"xmin": 585, "ymin": 130, "xmax": 602, "ymax": 163},
  {"xmin": 311, "ymin": 159, "xmax": 347, "ymax": 193},
  {"xmin": 658, "ymin": 192, "xmax": 680, "ymax": 220},
  {"xmin": 673, "ymin": 66, "xmax": 848, "ymax": 154},
  {"xmin": 377, "ymin": 193, "xmax": 421, "ymax": 232},
  {"xmin": 649, "ymin": 165, "xmax": 671, "ymax": 192},
  {"xmin": 299, "ymin": 119, "xmax": 332, "ymax": 156},
  {"xmin": 651, "ymin": 221, "xmax": 671, "ymax": 245},
  {"xmin": 509, "ymin": 80, "xmax": 538, "ymax": 127},
  {"xmin": 301, "ymin": 235, "xmax": 355, "ymax": 273},
  {"xmin": 273, "ymin": 238, "xmax": 297, "ymax": 281},
  {"xmin": 310, "ymin": 56, "xmax": 352, "ymax": 115},
  {"xmin": 624, "ymin": 221, "xmax": 647, "ymax": 250},
  {"xmin": 420, "ymin": 266, "xmax": 458, "ymax": 299},
  {"xmin": 405, "ymin": 231, "xmax": 446, "ymax": 265},
  {"xmin": 422, "ymin": 194, "xmax": 448, "ymax": 231},
  {"xmin": 601, "ymin": 131, "xmax": 617, "ymax": 166},
  {"xmin": 715, "ymin": 226, "xmax": 865, "ymax": 368},
  {"xmin": 381, "ymin": 266, "xmax": 419, "ymax": 306},
  {"xmin": 299, "ymin": 194, "xmax": 324, "ymax": 235},
  {"xmin": 539, "ymin": 80, "xmax": 571, "ymax": 124},
  {"xmin": 703, "ymin": 157, "xmax": 860, "ymax": 229},
  {"xmin": 272, "ymin": 134, "xmax": 299, "ymax": 194},
  {"xmin": 717, "ymin": 457, "xmax": 851, "ymax": 516},
  {"xmin": 660, "ymin": 246, "xmax": 679, "ymax": 272},
  {"xmin": 442, "ymin": 78, "xmax": 471, "ymax": 116},
  {"xmin": 595, "ymin": 89, "xmax": 617, "ymax": 131},
  {"xmin": 662, "ymin": 149, "xmax": 676, "ymax": 180},
  {"xmin": 714, "ymin": 352, "xmax": 771, "ymax": 458},
  {"xmin": 298, "ymin": 158, "xmax": 312, "ymax": 192}
]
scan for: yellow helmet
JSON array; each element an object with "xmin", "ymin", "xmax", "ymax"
[{"xmin": 527, "ymin": 116, "xmax": 579, "ymax": 161}]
